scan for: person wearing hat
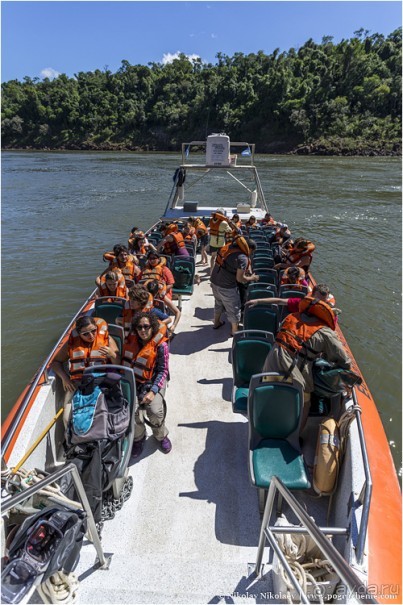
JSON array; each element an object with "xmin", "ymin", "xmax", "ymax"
[{"xmin": 209, "ymin": 209, "xmax": 237, "ymax": 274}]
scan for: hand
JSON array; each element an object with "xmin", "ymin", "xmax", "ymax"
[
  {"xmin": 141, "ymin": 391, "xmax": 155, "ymax": 405},
  {"xmin": 252, "ymin": 274, "xmax": 259, "ymax": 282},
  {"xmin": 62, "ymin": 377, "xmax": 76, "ymax": 393},
  {"xmin": 245, "ymin": 300, "xmax": 257, "ymax": 307},
  {"xmin": 99, "ymin": 345, "xmax": 116, "ymax": 359}
]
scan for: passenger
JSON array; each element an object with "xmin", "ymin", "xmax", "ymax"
[
  {"xmin": 182, "ymin": 224, "xmax": 198, "ymax": 251},
  {"xmin": 260, "ymin": 212, "xmax": 278, "ymax": 226},
  {"xmin": 102, "ymin": 243, "xmax": 139, "ymax": 267},
  {"xmin": 280, "ymin": 266, "xmax": 310, "ymax": 290},
  {"xmin": 312, "ymin": 283, "xmax": 336, "ymax": 307},
  {"xmin": 142, "ymin": 251, "xmax": 175, "ymax": 300},
  {"xmin": 245, "ymin": 215, "xmax": 258, "ymax": 230},
  {"xmin": 245, "ymin": 283, "xmax": 336, "ymax": 314},
  {"xmin": 51, "ymin": 316, "xmax": 119, "ymax": 424},
  {"xmin": 276, "ymin": 238, "xmax": 316, "ymax": 273},
  {"xmin": 188, "ymin": 217, "xmax": 208, "ymax": 265},
  {"xmin": 145, "ymin": 280, "xmax": 181, "ymax": 337},
  {"xmin": 273, "ymin": 224, "xmax": 292, "ymax": 245},
  {"xmin": 157, "ymin": 224, "xmax": 190, "ymax": 258},
  {"xmin": 96, "ymin": 270, "xmax": 128, "ymax": 300},
  {"xmin": 261, "ymin": 297, "xmax": 350, "ymax": 429},
  {"xmin": 122, "ymin": 312, "xmax": 172, "ymax": 457},
  {"xmin": 230, "ymin": 213, "xmax": 243, "ymax": 237},
  {"xmin": 209, "ymin": 209, "xmax": 236, "ymax": 273},
  {"xmin": 237, "ymin": 239, "xmax": 257, "ymax": 314},
  {"xmin": 210, "ymin": 236, "xmax": 259, "ymax": 336},
  {"xmin": 98, "ymin": 244, "xmax": 141, "ymax": 286},
  {"xmin": 128, "ymin": 230, "xmax": 156, "ymax": 256},
  {"xmin": 118, "ymin": 284, "xmax": 172, "ymax": 337}
]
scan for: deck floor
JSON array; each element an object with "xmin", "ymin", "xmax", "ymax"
[{"xmin": 66, "ymin": 264, "xmax": 278, "ymax": 604}]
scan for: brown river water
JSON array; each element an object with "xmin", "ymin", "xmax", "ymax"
[{"xmin": 1, "ymin": 151, "xmax": 401, "ymax": 474}]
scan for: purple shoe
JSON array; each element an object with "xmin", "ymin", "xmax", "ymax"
[
  {"xmin": 131, "ymin": 436, "xmax": 146, "ymax": 458},
  {"xmin": 160, "ymin": 436, "xmax": 172, "ymax": 454}
]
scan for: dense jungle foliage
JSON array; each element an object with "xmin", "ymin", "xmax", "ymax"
[{"xmin": 2, "ymin": 28, "xmax": 401, "ymax": 154}]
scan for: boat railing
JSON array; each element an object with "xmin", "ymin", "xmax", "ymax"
[
  {"xmin": 1, "ymin": 462, "xmax": 110, "ymax": 603},
  {"xmin": 254, "ymin": 476, "xmax": 377, "ymax": 604},
  {"xmin": 351, "ymin": 388, "xmax": 373, "ymax": 565},
  {"xmin": 1, "ymin": 289, "xmax": 98, "ymax": 458}
]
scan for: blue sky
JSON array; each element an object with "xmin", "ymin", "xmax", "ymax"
[{"xmin": 1, "ymin": 1, "xmax": 401, "ymax": 82}]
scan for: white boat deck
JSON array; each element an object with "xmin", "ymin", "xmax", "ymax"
[{"xmin": 70, "ymin": 264, "xmax": 275, "ymax": 604}]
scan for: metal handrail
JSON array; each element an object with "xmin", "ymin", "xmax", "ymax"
[
  {"xmin": 255, "ymin": 476, "xmax": 377, "ymax": 604},
  {"xmin": 351, "ymin": 388, "xmax": 373, "ymax": 564},
  {"xmin": 1, "ymin": 462, "xmax": 109, "ymax": 569},
  {"xmin": 1, "ymin": 289, "xmax": 97, "ymax": 457}
]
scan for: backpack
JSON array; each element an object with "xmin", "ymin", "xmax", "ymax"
[
  {"xmin": 174, "ymin": 266, "xmax": 192, "ymax": 288},
  {"xmin": 66, "ymin": 373, "xmax": 130, "ymax": 446},
  {"xmin": 312, "ymin": 359, "xmax": 362, "ymax": 397}
]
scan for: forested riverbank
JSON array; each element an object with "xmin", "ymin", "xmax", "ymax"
[{"xmin": 2, "ymin": 29, "xmax": 401, "ymax": 155}]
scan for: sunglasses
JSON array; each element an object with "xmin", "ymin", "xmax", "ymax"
[
  {"xmin": 80, "ymin": 328, "xmax": 97, "ymax": 336},
  {"xmin": 136, "ymin": 324, "xmax": 151, "ymax": 331}
]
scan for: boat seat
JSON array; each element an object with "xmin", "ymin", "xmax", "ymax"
[
  {"xmin": 253, "ymin": 250, "xmax": 274, "ymax": 260},
  {"xmin": 93, "ymin": 297, "xmax": 126, "ymax": 325},
  {"xmin": 107, "ymin": 324, "xmax": 125, "ymax": 358},
  {"xmin": 253, "ymin": 269, "xmax": 278, "ymax": 286},
  {"xmin": 83, "ymin": 364, "xmax": 137, "ymax": 498},
  {"xmin": 248, "ymin": 372, "xmax": 311, "ymax": 507},
  {"xmin": 278, "ymin": 289, "xmax": 306, "ymax": 321},
  {"xmin": 243, "ymin": 303, "xmax": 279, "ymax": 335},
  {"xmin": 252, "ymin": 258, "xmax": 275, "ymax": 270},
  {"xmin": 247, "ymin": 282, "xmax": 277, "ymax": 296},
  {"xmin": 231, "ymin": 330, "xmax": 274, "ymax": 414},
  {"xmin": 246, "ymin": 287, "xmax": 276, "ymax": 301},
  {"xmin": 172, "ymin": 257, "xmax": 195, "ymax": 296},
  {"xmin": 184, "ymin": 242, "xmax": 196, "ymax": 256},
  {"xmin": 278, "ymin": 284, "xmax": 309, "ymax": 296}
]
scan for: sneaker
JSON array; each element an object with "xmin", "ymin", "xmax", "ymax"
[
  {"xmin": 131, "ymin": 436, "xmax": 146, "ymax": 458},
  {"xmin": 160, "ymin": 436, "xmax": 172, "ymax": 454}
]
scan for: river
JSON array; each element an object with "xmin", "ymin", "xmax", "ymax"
[{"xmin": 1, "ymin": 151, "xmax": 401, "ymax": 474}]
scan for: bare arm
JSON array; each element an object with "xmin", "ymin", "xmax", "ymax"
[
  {"xmin": 51, "ymin": 342, "xmax": 76, "ymax": 392},
  {"xmin": 245, "ymin": 297, "xmax": 289, "ymax": 307},
  {"xmin": 236, "ymin": 268, "xmax": 259, "ymax": 284},
  {"xmin": 163, "ymin": 296, "xmax": 181, "ymax": 331}
]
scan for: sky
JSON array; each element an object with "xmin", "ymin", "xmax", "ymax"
[{"xmin": 1, "ymin": 1, "xmax": 401, "ymax": 82}]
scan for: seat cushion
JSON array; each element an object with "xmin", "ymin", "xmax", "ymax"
[
  {"xmin": 252, "ymin": 439, "xmax": 311, "ymax": 490},
  {"xmin": 233, "ymin": 387, "xmax": 249, "ymax": 414}
]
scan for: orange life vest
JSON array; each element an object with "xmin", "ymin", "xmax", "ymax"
[
  {"xmin": 99, "ymin": 273, "xmax": 128, "ymax": 299},
  {"xmin": 120, "ymin": 294, "xmax": 154, "ymax": 336},
  {"xmin": 209, "ymin": 213, "xmax": 228, "ymax": 237},
  {"xmin": 216, "ymin": 236, "xmax": 250, "ymax": 272},
  {"xmin": 68, "ymin": 318, "xmax": 109, "ymax": 381},
  {"xmin": 109, "ymin": 258, "xmax": 141, "ymax": 283},
  {"xmin": 192, "ymin": 218, "xmax": 207, "ymax": 238},
  {"xmin": 286, "ymin": 240, "xmax": 315, "ymax": 267},
  {"xmin": 280, "ymin": 267, "xmax": 306, "ymax": 286},
  {"xmin": 163, "ymin": 223, "xmax": 178, "ymax": 236},
  {"xmin": 276, "ymin": 298, "xmax": 336, "ymax": 358},
  {"xmin": 139, "ymin": 263, "xmax": 168, "ymax": 299},
  {"xmin": 162, "ymin": 231, "xmax": 186, "ymax": 255},
  {"xmin": 122, "ymin": 323, "xmax": 168, "ymax": 382}
]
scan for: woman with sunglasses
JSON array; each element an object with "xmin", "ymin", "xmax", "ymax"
[
  {"xmin": 51, "ymin": 316, "xmax": 119, "ymax": 422},
  {"xmin": 122, "ymin": 311, "xmax": 172, "ymax": 457}
]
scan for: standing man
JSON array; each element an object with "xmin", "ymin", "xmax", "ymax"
[
  {"xmin": 210, "ymin": 236, "xmax": 259, "ymax": 337},
  {"xmin": 208, "ymin": 209, "xmax": 237, "ymax": 274}
]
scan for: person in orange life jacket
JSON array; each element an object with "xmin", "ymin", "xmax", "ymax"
[
  {"xmin": 188, "ymin": 217, "xmax": 209, "ymax": 265},
  {"xmin": 182, "ymin": 224, "xmax": 198, "ymax": 251},
  {"xmin": 273, "ymin": 224, "xmax": 292, "ymax": 245},
  {"xmin": 245, "ymin": 215, "xmax": 258, "ymax": 230},
  {"xmin": 51, "ymin": 316, "xmax": 119, "ymax": 425},
  {"xmin": 275, "ymin": 238, "xmax": 315, "ymax": 273},
  {"xmin": 261, "ymin": 297, "xmax": 350, "ymax": 430},
  {"xmin": 280, "ymin": 266, "xmax": 310, "ymax": 290},
  {"xmin": 123, "ymin": 312, "xmax": 171, "ymax": 457},
  {"xmin": 157, "ymin": 224, "xmax": 190, "ymax": 258},
  {"xmin": 117, "ymin": 284, "xmax": 172, "ymax": 338},
  {"xmin": 97, "ymin": 244, "xmax": 141, "ymax": 287},
  {"xmin": 260, "ymin": 212, "xmax": 278, "ymax": 226},
  {"xmin": 96, "ymin": 270, "xmax": 128, "ymax": 300},
  {"xmin": 143, "ymin": 251, "xmax": 175, "ymax": 300},
  {"xmin": 209, "ymin": 209, "xmax": 237, "ymax": 274},
  {"xmin": 210, "ymin": 236, "xmax": 259, "ymax": 336},
  {"xmin": 145, "ymin": 280, "xmax": 181, "ymax": 337},
  {"xmin": 245, "ymin": 283, "xmax": 337, "ymax": 316},
  {"xmin": 128, "ymin": 230, "xmax": 156, "ymax": 256},
  {"xmin": 230, "ymin": 214, "xmax": 243, "ymax": 234}
]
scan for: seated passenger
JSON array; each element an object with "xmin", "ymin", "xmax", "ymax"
[
  {"xmin": 118, "ymin": 284, "xmax": 173, "ymax": 337},
  {"xmin": 246, "ymin": 282, "xmax": 337, "ymax": 315},
  {"xmin": 280, "ymin": 266, "xmax": 310, "ymax": 290},
  {"xmin": 96, "ymin": 270, "xmax": 128, "ymax": 300},
  {"xmin": 146, "ymin": 280, "xmax": 181, "ymax": 337},
  {"xmin": 188, "ymin": 217, "xmax": 208, "ymax": 265},
  {"xmin": 245, "ymin": 215, "xmax": 258, "ymax": 230},
  {"xmin": 141, "ymin": 250, "xmax": 175, "ymax": 300},
  {"xmin": 262, "ymin": 297, "xmax": 350, "ymax": 429},
  {"xmin": 182, "ymin": 224, "xmax": 198, "ymax": 250},
  {"xmin": 273, "ymin": 224, "xmax": 292, "ymax": 245},
  {"xmin": 260, "ymin": 212, "xmax": 278, "ymax": 226},
  {"xmin": 98, "ymin": 244, "xmax": 141, "ymax": 286},
  {"xmin": 157, "ymin": 223, "xmax": 190, "ymax": 258},
  {"xmin": 128, "ymin": 230, "xmax": 156, "ymax": 256},
  {"xmin": 275, "ymin": 238, "xmax": 315, "ymax": 273},
  {"xmin": 102, "ymin": 243, "xmax": 139, "ymax": 266},
  {"xmin": 312, "ymin": 283, "xmax": 336, "ymax": 307},
  {"xmin": 230, "ymin": 213, "xmax": 243, "ymax": 237},
  {"xmin": 51, "ymin": 316, "xmax": 119, "ymax": 424},
  {"xmin": 122, "ymin": 312, "xmax": 172, "ymax": 457}
]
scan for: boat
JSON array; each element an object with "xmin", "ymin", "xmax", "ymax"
[{"xmin": 1, "ymin": 135, "xmax": 401, "ymax": 604}]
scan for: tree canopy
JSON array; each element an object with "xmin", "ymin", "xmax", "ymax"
[{"xmin": 2, "ymin": 29, "xmax": 401, "ymax": 154}]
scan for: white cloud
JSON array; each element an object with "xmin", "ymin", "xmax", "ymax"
[
  {"xmin": 211, "ymin": 33, "xmax": 218, "ymax": 39},
  {"xmin": 161, "ymin": 52, "xmax": 201, "ymax": 65},
  {"xmin": 40, "ymin": 67, "xmax": 60, "ymax": 80}
]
